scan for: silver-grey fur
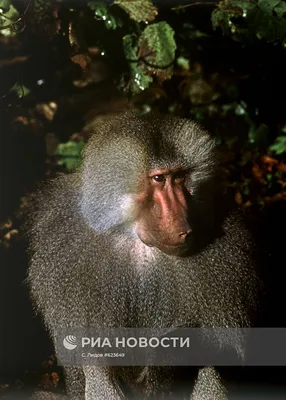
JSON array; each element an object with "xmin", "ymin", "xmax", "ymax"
[{"xmin": 27, "ymin": 111, "xmax": 260, "ymax": 399}]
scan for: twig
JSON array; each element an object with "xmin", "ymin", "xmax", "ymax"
[
  {"xmin": 171, "ymin": 1, "xmax": 218, "ymax": 10},
  {"xmin": 0, "ymin": 55, "xmax": 29, "ymax": 68}
]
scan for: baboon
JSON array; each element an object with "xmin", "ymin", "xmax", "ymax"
[{"xmin": 27, "ymin": 111, "xmax": 260, "ymax": 399}]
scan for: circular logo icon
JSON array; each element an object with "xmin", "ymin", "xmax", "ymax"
[{"xmin": 63, "ymin": 335, "xmax": 77, "ymax": 350}]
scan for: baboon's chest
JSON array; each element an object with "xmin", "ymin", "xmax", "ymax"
[{"xmin": 129, "ymin": 264, "xmax": 194, "ymax": 328}]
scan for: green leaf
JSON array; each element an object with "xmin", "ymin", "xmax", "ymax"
[
  {"xmin": 88, "ymin": 1, "xmax": 107, "ymax": 15},
  {"xmin": 138, "ymin": 21, "xmax": 176, "ymax": 83},
  {"xmin": 258, "ymin": 0, "xmax": 280, "ymax": 14},
  {"xmin": 123, "ymin": 33, "xmax": 138, "ymax": 60},
  {"xmin": 242, "ymin": 185, "xmax": 250, "ymax": 196},
  {"xmin": 123, "ymin": 22, "xmax": 176, "ymax": 93},
  {"xmin": 139, "ymin": 22, "xmax": 176, "ymax": 68},
  {"xmin": 234, "ymin": 103, "xmax": 246, "ymax": 116},
  {"xmin": 179, "ymin": 22, "xmax": 208, "ymax": 40},
  {"xmin": 87, "ymin": 1, "xmax": 121, "ymax": 30},
  {"xmin": 269, "ymin": 136, "xmax": 286, "ymax": 154},
  {"xmin": 231, "ymin": 1, "xmax": 257, "ymax": 11},
  {"xmin": 123, "ymin": 34, "xmax": 153, "ymax": 93},
  {"xmin": 212, "ymin": 0, "xmax": 257, "ymax": 35},
  {"xmin": 114, "ymin": 0, "xmax": 158, "ymax": 22},
  {"xmin": 56, "ymin": 140, "xmax": 85, "ymax": 171},
  {"xmin": 248, "ymin": 124, "xmax": 269, "ymax": 146},
  {"xmin": 253, "ymin": 7, "xmax": 286, "ymax": 41},
  {"xmin": 274, "ymin": 1, "xmax": 286, "ymax": 17},
  {"xmin": 0, "ymin": 2, "xmax": 19, "ymax": 36},
  {"xmin": 0, "ymin": 0, "xmax": 10, "ymax": 13},
  {"xmin": 211, "ymin": 8, "xmax": 232, "ymax": 35},
  {"xmin": 10, "ymin": 84, "xmax": 30, "ymax": 98},
  {"xmin": 129, "ymin": 65, "xmax": 153, "ymax": 92},
  {"xmin": 176, "ymin": 56, "xmax": 190, "ymax": 70},
  {"xmin": 219, "ymin": 0, "xmax": 257, "ymax": 12}
]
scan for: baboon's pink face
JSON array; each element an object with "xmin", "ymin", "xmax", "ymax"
[{"xmin": 135, "ymin": 168, "xmax": 192, "ymax": 256}]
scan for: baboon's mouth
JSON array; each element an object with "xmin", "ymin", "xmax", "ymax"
[
  {"xmin": 156, "ymin": 242, "xmax": 191, "ymax": 257},
  {"xmin": 137, "ymin": 231, "xmax": 192, "ymax": 256}
]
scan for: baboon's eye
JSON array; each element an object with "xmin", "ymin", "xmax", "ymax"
[{"xmin": 152, "ymin": 175, "xmax": 165, "ymax": 183}]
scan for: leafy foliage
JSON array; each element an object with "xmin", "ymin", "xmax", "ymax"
[
  {"xmin": 139, "ymin": 22, "xmax": 176, "ymax": 71},
  {"xmin": 0, "ymin": 0, "xmax": 285, "ymax": 208},
  {"xmin": 114, "ymin": 0, "xmax": 158, "ymax": 22},
  {"xmin": 270, "ymin": 135, "xmax": 286, "ymax": 155},
  {"xmin": 123, "ymin": 33, "xmax": 153, "ymax": 92},
  {"xmin": 123, "ymin": 22, "xmax": 176, "ymax": 93},
  {"xmin": 56, "ymin": 141, "xmax": 85, "ymax": 171},
  {"xmin": 88, "ymin": 1, "xmax": 122, "ymax": 29},
  {"xmin": 0, "ymin": 0, "xmax": 11, "ymax": 13},
  {"xmin": 10, "ymin": 84, "xmax": 30, "ymax": 97},
  {"xmin": 212, "ymin": 0, "xmax": 286, "ymax": 43},
  {"xmin": 0, "ymin": 0, "xmax": 19, "ymax": 36},
  {"xmin": 274, "ymin": 1, "xmax": 286, "ymax": 17}
]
